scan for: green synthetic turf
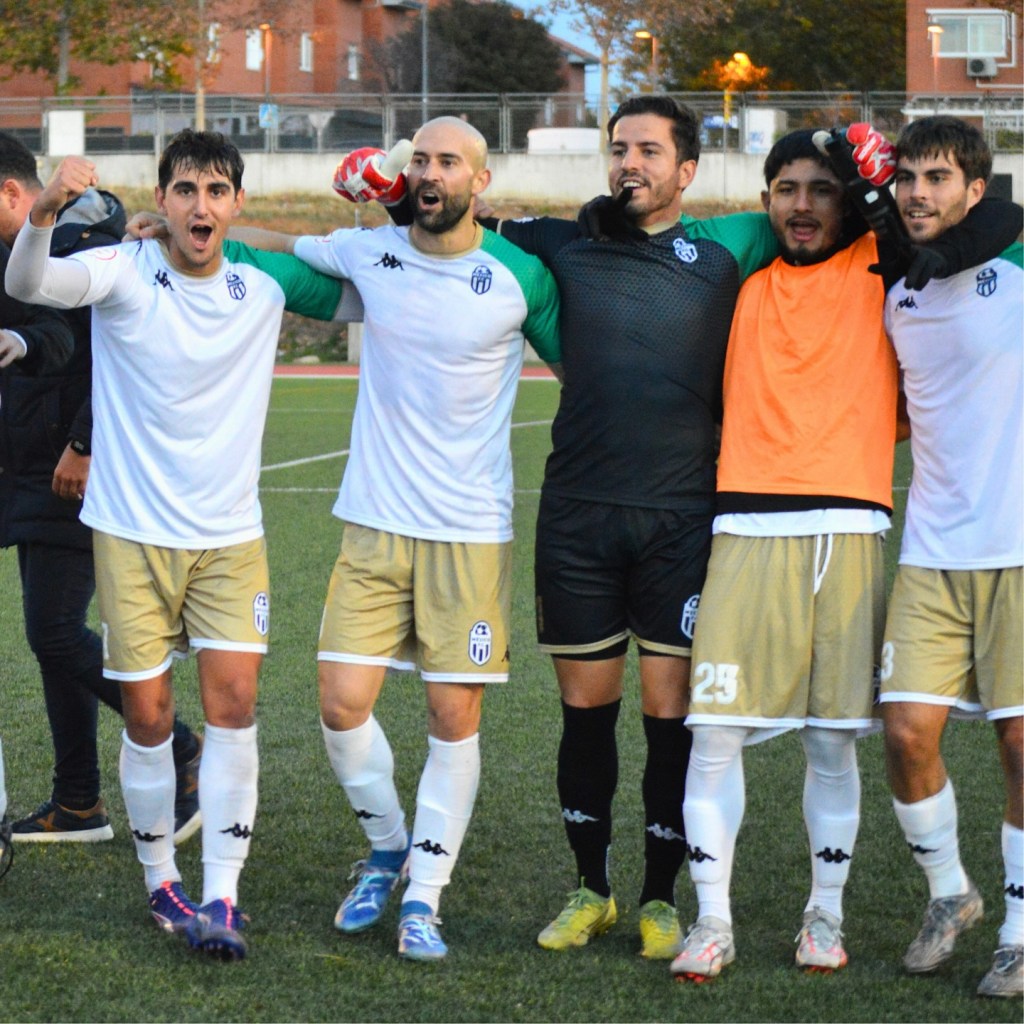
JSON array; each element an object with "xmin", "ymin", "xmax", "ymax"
[{"xmin": 0, "ymin": 377, "xmax": 1015, "ymax": 1022}]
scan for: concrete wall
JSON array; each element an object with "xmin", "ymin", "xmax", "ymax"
[{"xmin": 66, "ymin": 149, "xmax": 1022, "ymax": 206}]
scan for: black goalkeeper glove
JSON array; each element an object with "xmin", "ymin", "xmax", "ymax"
[
  {"xmin": 577, "ymin": 190, "xmax": 646, "ymax": 243},
  {"xmin": 869, "ymin": 245, "xmax": 950, "ymax": 291}
]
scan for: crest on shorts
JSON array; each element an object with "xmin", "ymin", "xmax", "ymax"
[
  {"xmin": 468, "ymin": 620, "xmax": 492, "ymax": 665},
  {"xmin": 253, "ymin": 592, "xmax": 270, "ymax": 636},
  {"xmin": 680, "ymin": 594, "xmax": 700, "ymax": 640},
  {"xmin": 976, "ymin": 267, "xmax": 997, "ymax": 297}
]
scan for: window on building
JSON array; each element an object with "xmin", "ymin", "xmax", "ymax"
[
  {"xmin": 347, "ymin": 43, "xmax": 360, "ymax": 82},
  {"xmin": 300, "ymin": 32, "xmax": 314, "ymax": 73},
  {"xmin": 207, "ymin": 23, "xmax": 221, "ymax": 65},
  {"xmin": 246, "ymin": 29, "xmax": 264, "ymax": 71},
  {"xmin": 928, "ymin": 9, "xmax": 1012, "ymax": 58}
]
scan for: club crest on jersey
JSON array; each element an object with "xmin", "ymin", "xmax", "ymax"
[
  {"xmin": 680, "ymin": 594, "xmax": 700, "ymax": 639},
  {"xmin": 470, "ymin": 265, "xmax": 492, "ymax": 295},
  {"xmin": 253, "ymin": 592, "xmax": 269, "ymax": 636},
  {"xmin": 976, "ymin": 267, "xmax": 997, "ymax": 297},
  {"xmin": 226, "ymin": 271, "xmax": 246, "ymax": 300},
  {"xmin": 673, "ymin": 238, "xmax": 698, "ymax": 264},
  {"xmin": 468, "ymin": 620, "xmax": 492, "ymax": 665}
]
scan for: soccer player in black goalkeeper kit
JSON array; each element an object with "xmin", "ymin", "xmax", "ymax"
[{"xmin": 480, "ymin": 95, "xmax": 779, "ymax": 957}]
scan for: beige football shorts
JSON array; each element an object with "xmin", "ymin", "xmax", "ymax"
[
  {"xmin": 318, "ymin": 523, "xmax": 511, "ymax": 682},
  {"xmin": 687, "ymin": 532, "xmax": 885, "ymax": 732},
  {"xmin": 879, "ymin": 565, "xmax": 1023, "ymax": 720},
  {"xmin": 93, "ymin": 531, "xmax": 270, "ymax": 681}
]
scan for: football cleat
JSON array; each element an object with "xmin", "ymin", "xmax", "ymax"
[
  {"xmin": 639, "ymin": 899, "xmax": 684, "ymax": 960},
  {"xmin": 398, "ymin": 906, "xmax": 447, "ymax": 962},
  {"xmin": 148, "ymin": 880, "xmax": 199, "ymax": 934},
  {"xmin": 334, "ymin": 853, "xmax": 408, "ymax": 934},
  {"xmin": 903, "ymin": 881, "xmax": 983, "ymax": 973},
  {"xmin": 795, "ymin": 907, "xmax": 848, "ymax": 971},
  {"xmin": 670, "ymin": 916, "xmax": 736, "ymax": 981},
  {"xmin": 977, "ymin": 944, "xmax": 1024, "ymax": 999},
  {"xmin": 537, "ymin": 886, "xmax": 618, "ymax": 950},
  {"xmin": 186, "ymin": 897, "xmax": 249, "ymax": 961}
]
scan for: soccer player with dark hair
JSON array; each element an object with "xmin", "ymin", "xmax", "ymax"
[
  {"xmin": 478, "ymin": 94, "xmax": 779, "ymax": 957},
  {"xmin": 670, "ymin": 123, "xmax": 1020, "ymax": 982},
  {"xmin": 879, "ymin": 115, "xmax": 1023, "ymax": 999},
  {"xmin": 0, "ymin": 131, "xmax": 204, "ymax": 848},
  {"xmin": 6, "ymin": 129, "xmax": 359, "ymax": 960}
]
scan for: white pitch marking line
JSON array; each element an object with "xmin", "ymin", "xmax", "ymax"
[{"xmin": 262, "ymin": 419, "xmax": 552, "ymax": 472}]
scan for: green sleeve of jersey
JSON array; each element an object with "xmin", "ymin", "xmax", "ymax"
[
  {"xmin": 681, "ymin": 211, "xmax": 779, "ymax": 283},
  {"xmin": 223, "ymin": 239, "xmax": 345, "ymax": 321},
  {"xmin": 480, "ymin": 230, "xmax": 562, "ymax": 364},
  {"xmin": 1002, "ymin": 241, "xmax": 1024, "ymax": 270}
]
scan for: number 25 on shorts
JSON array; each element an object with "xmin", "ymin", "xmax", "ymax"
[{"xmin": 691, "ymin": 663, "xmax": 739, "ymax": 704}]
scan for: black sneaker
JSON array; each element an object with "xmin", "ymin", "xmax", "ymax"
[
  {"xmin": 0, "ymin": 815, "xmax": 13, "ymax": 880},
  {"xmin": 173, "ymin": 734, "xmax": 202, "ymax": 845},
  {"xmin": 11, "ymin": 798, "xmax": 114, "ymax": 843}
]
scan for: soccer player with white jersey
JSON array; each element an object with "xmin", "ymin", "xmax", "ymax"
[
  {"xmin": 229, "ymin": 117, "xmax": 561, "ymax": 961},
  {"xmin": 5, "ymin": 130, "xmax": 357, "ymax": 960},
  {"xmin": 879, "ymin": 116, "xmax": 1023, "ymax": 999}
]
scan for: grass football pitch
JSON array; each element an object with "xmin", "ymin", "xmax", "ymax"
[{"xmin": 0, "ymin": 376, "xmax": 1016, "ymax": 1023}]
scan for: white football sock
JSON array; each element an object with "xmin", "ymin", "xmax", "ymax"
[
  {"xmin": 199, "ymin": 723, "xmax": 258, "ymax": 906},
  {"xmin": 119, "ymin": 731, "xmax": 178, "ymax": 893},
  {"xmin": 801, "ymin": 726, "xmax": 860, "ymax": 921},
  {"xmin": 893, "ymin": 780, "xmax": 968, "ymax": 900},
  {"xmin": 403, "ymin": 733, "xmax": 480, "ymax": 915},
  {"xmin": 999, "ymin": 822, "xmax": 1024, "ymax": 948},
  {"xmin": 321, "ymin": 716, "xmax": 407, "ymax": 851},
  {"xmin": 683, "ymin": 725, "xmax": 746, "ymax": 926}
]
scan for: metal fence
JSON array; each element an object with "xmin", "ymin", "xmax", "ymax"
[{"xmin": 1, "ymin": 89, "xmax": 1021, "ymax": 156}]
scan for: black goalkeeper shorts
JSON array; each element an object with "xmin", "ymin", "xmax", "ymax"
[{"xmin": 534, "ymin": 491, "xmax": 713, "ymax": 658}]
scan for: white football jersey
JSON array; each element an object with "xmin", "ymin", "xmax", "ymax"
[
  {"xmin": 20, "ymin": 231, "xmax": 346, "ymax": 547},
  {"xmin": 295, "ymin": 224, "xmax": 560, "ymax": 543},
  {"xmin": 885, "ymin": 246, "xmax": 1023, "ymax": 569}
]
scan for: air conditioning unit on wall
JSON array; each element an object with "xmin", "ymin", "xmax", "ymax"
[{"xmin": 966, "ymin": 56, "xmax": 998, "ymax": 77}]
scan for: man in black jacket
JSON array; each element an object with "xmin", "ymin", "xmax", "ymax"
[
  {"xmin": 0, "ymin": 232, "xmax": 75, "ymax": 876},
  {"xmin": 0, "ymin": 132, "xmax": 201, "ymax": 844}
]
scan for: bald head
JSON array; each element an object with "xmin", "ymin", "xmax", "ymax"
[{"xmin": 412, "ymin": 117, "xmax": 488, "ymax": 172}]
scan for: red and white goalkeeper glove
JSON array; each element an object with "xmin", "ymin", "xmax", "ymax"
[
  {"xmin": 332, "ymin": 140, "xmax": 413, "ymax": 205},
  {"xmin": 846, "ymin": 123, "xmax": 896, "ymax": 187}
]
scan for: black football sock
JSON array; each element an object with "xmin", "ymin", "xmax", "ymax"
[
  {"xmin": 556, "ymin": 699, "xmax": 620, "ymax": 898},
  {"xmin": 639, "ymin": 714, "xmax": 692, "ymax": 906}
]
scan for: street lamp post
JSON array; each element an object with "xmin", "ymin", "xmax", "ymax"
[
  {"xmin": 927, "ymin": 22, "xmax": 944, "ymax": 101},
  {"xmin": 634, "ymin": 29, "xmax": 659, "ymax": 92},
  {"xmin": 259, "ymin": 22, "xmax": 272, "ymax": 100}
]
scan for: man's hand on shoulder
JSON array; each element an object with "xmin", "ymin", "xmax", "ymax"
[
  {"xmin": 576, "ymin": 191, "xmax": 646, "ymax": 243},
  {"xmin": 123, "ymin": 211, "xmax": 169, "ymax": 241}
]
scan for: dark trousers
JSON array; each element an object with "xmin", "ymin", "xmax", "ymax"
[{"xmin": 17, "ymin": 540, "xmax": 194, "ymax": 809}]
